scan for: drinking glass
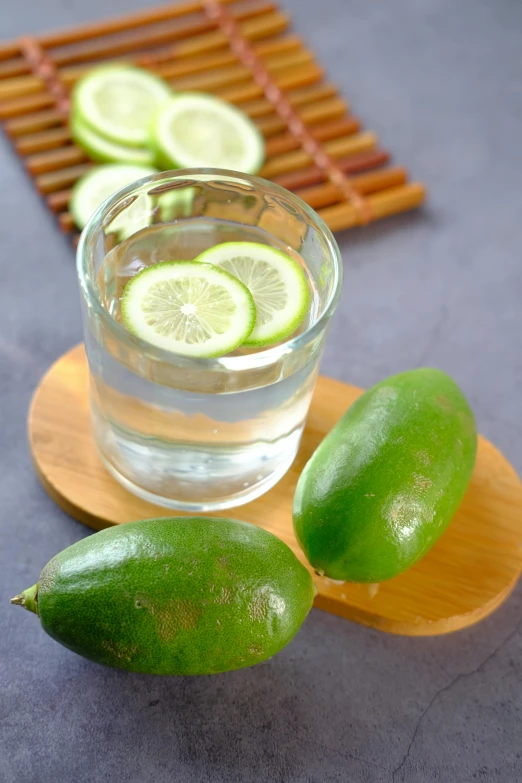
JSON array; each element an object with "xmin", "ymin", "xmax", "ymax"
[{"xmin": 77, "ymin": 169, "xmax": 343, "ymax": 511}]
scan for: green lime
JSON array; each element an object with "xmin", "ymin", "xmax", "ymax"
[
  {"xmin": 151, "ymin": 92, "xmax": 265, "ymax": 173},
  {"xmin": 70, "ymin": 113, "xmax": 156, "ymax": 166},
  {"xmin": 121, "ymin": 260, "xmax": 256, "ymax": 358},
  {"xmin": 293, "ymin": 369, "xmax": 477, "ymax": 583},
  {"xmin": 196, "ymin": 242, "xmax": 311, "ymax": 347},
  {"xmin": 11, "ymin": 517, "xmax": 315, "ymax": 675},
  {"xmin": 69, "ymin": 163, "xmax": 157, "ymax": 231},
  {"xmin": 72, "ymin": 64, "xmax": 172, "ymax": 148}
]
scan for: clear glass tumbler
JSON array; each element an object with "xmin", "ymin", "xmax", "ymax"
[{"xmin": 77, "ymin": 169, "xmax": 342, "ymax": 511}]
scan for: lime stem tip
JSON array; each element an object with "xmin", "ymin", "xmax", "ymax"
[{"xmin": 10, "ymin": 584, "xmax": 39, "ymax": 614}]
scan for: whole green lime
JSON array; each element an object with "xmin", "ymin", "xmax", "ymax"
[
  {"xmin": 293, "ymin": 369, "xmax": 477, "ymax": 583},
  {"xmin": 12, "ymin": 517, "xmax": 315, "ymax": 675}
]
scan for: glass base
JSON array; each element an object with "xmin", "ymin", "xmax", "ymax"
[{"xmin": 98, "ymin": 449, "xmax": 297, "ymax": 513}]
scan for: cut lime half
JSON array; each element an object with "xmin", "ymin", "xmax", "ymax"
[
  {"xmin": 71, "ymin": 113, "xmax": 156, "ymax": 166},
  {"xmin": 196, "ymin": 242, "xmax": 311, "ymax": 347},
  {"xmin": 73, "ymin": 65, "xmax": 173, "ymax": 148},
  {"xmin": 121, "ymin": 261, "xmax": 256, "ymax": 358},
  {"xmin": 70, "ymin": 164, "xmax": 158, "ymax": 232},
  {"xmin": 152, "ymin": 93, "xmax": 265, "ymax": 174}
]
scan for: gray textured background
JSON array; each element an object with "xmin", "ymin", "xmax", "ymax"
[{"xmin": 1, "ymin": 1, "xmax": 522, "ymax": 781}]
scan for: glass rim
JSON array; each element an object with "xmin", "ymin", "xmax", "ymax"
[{"xmin": 77, "ymin": 167, "xmax": 343, "ymax": 371}]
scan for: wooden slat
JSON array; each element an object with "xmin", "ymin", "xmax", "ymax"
[
  {"xmin": 244, "ymin": 84, "xmax": 340, "ymax": 118},
  {"xmin": 38, "ymin": 0, "xmax": 238, "ymax": 49},
  {"xmin": 260, "ymin": 132, "xmax": 377, "ymax": 179},
  {"xmin": 218, "ymin": 62, "xmax": 323, "ymax": 103},
  {"xmin": 0, "ymin": 58, "xmax": 30, "ymax": 79},
  {"xmin": 4, "ymin": 109, "xmax": 64, "ymax": 137},
  {"xmin": 0, "ymin": 43, "xmax": 20, "ymax": 61},
  {"xmin": 15, "ymin": 126, "xmax": 71, "ymax": 155},
  {"xmin": 0, "ymin": 92, "xmax": 55, "ymax": 120},
  {"xmin": 27, "ymin": 145, "xmax": 87, "ymax": 176},
  {"xmin": 318, "ymin": 183, "xmax": 426, "ymax": 230},
  {"xmin": 50, "ymin": 5, "xmax": 280, "ymax": 66},
  {"xmin": 170, "ymin": 49, "xmax": 314, "ymax": 92},
  {"xmin": 296, "ymin": 167, "xmax": 408, "ymax": 210},
  {"xmin": 273, "ymin": 149, "xmax": 390, "ymax": 190},
  {"xmin": 0, "ymin": 75, "xmax": 45, "ymax": 101},
  {"xmin": 174, "ymin": 11, "xmax": 289, "ymax": 57},
  {"xmin": 265, "ymin": 116, "xmax": 360, "ymax": 157},
  {"xmin": 36, "ymin": 164, "xmax": 93, "ymax": 193}
]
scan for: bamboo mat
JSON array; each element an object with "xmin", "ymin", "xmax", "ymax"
[{"xmin": 0, "ymin": 0, "xmax": 426, "ymax": 240}]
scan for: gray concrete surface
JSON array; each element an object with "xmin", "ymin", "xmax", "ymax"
[{"xmin": 1, "ymin": 1, "xmax": 522, "ymax": 781}]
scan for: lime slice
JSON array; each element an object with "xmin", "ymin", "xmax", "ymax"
[
  {"xmin": 70, "ymin": 164, "xmax": 157, "ymax": 232},
  {"xmin": 121, "ymin": 261, "xmax": 256, "ymax": 358},
  {"xmin": 73, "ymin": 65, "xmax": 172, "ymax": 148},
  {"xmin": 196, "ymin": 242, "xmax": 311, "ymax": 347},
  {"xmin": 152, "ymin": 93, "xmax": 265, "ymax": 174},
  {"xmin": 71, "ymin": 113, "xmax": 156, "ymax": 166},
  {"xmin": 157, "ymin": 187, "xmax": 195, "ymax": 222}
]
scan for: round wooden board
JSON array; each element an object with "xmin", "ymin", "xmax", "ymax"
[{"xmin": 29, "ymin": 344, "xmax": 522, "ymax": 636}]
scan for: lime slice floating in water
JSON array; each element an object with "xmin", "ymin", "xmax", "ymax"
[
  {"xmin": 121, "ymin": 261, "xmax": 257, "ymax": 358},
  {"xmin": 196, "ymin": 242, "xmax": 311, "ymax": 347},
  {"xmin": 73, "ymin": 65, "xmax": 173, "ymax": 148},
  {"xmin": 70, "ymin": 113, "xmax": 156, "ymax": 166},
  {"xmin": 152, "ymin": 92, "xmax": 265, "ymax": 174},
  {"xmin": 70, "ymin": 163, "xmax": 158, "ymax": 231}
]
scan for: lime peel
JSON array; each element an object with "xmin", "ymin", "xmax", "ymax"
[
  {"xmin": 196, "ymin": 241, "xmax": 311, "ymax": 347},
  {"xmin": 121, "ymin": 260, "xmax": 257, "ymax": 358}
]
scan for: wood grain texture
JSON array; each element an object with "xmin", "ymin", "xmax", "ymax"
[{"xmin": 29, "ymin": 344, "xmax": 522, "ymax": 637}]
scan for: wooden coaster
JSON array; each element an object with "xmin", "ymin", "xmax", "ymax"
[{"xmin": 29, "ymin": 344, "xmax": 522, "ymax": 636}]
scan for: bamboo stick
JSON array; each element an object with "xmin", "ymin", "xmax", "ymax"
[
  {"xmin": 0, "ymin": 43, "xmax": 20, "ymax": 62},
  {"xmin": 260, "ymin": 132, "xmax": 377, "ymax": 179},
  {"xmin": 15, "ymin": 126, "xmax": 71, "ymax": 155},
  {"xmin": 317, "ymin": 183, "xmax": 426, "ymax": 230},
  {"xmin": 296, "ymin": 167, "xmax": 408, "ymax": 210},
  {"xmin": 174, "ymin": 11, "xmax": 288, "ymax": 58},
  {"xmin": 244, "ymin": 84, "xmax": 340, "ymax": 118},
  {"xmin": 0, "ymin": 75, "xmax": 44, "ymax": 101},
  {"xmin": 257, "ymin": 97, "xmax": 347, "ymax": 136},
  {"xmin": 169, "ymin": 49, "xmax": 314, "ymax": 92},
  {"xmin": 59, "ymin": 212, "xmax": 75, "ymax": 232},
  {"xmin": 265, "ymin": 117, "xmax": 359, "ymax": 157},
  {"xmin": 273, "ymin": 149, "xmax": 390, "ymax": 190},
  {"xmin": 50, "ymin": 6, "xmax": 282, "ymax": 66},
  {"xmin": 47, "ymin": 190, "xmax": 73, "ymax": 211},
  {"xmin": 4, "ymin": 108, "xmax": 64, "ymax": 137},
  {"xmin": 218, "ymin": 62, "xmax": 323, "ymax": 103},
  {"xmin": 37, "ymin": 164, "xmax": 93, "ymax": 193},
  {"xmin": 27, "ymin": 145, "xmax": 87, "ymax": 176},
  {"xmin": 0, "ymin": 92, "xmax": 54, "ymax": 120},
  {"xmin": 0, "ymin": 58, "xmax": 30, "ymax": 79}
]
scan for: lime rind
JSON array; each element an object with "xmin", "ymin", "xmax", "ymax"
[
  {"xmin": 195, "ymin": 242, "xmax": 311, "ymax": 347},
  {"xmin": 71, "ymin": 113, "xmax": 156, "ymax": 166},
  {"xmin": 72, "ymin": 64, "xmax": 173, "ymax": 148},
  {"xmin": 151, "ymin": 92, "xmax": 265, "ymax": 174},
  {"xmin": 121, "ymin": 261, "xmax": 257, "ymax": 358},
  {"xmin": 70, "ymin": 163, "xmax": 158, "ymax": 230}
]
